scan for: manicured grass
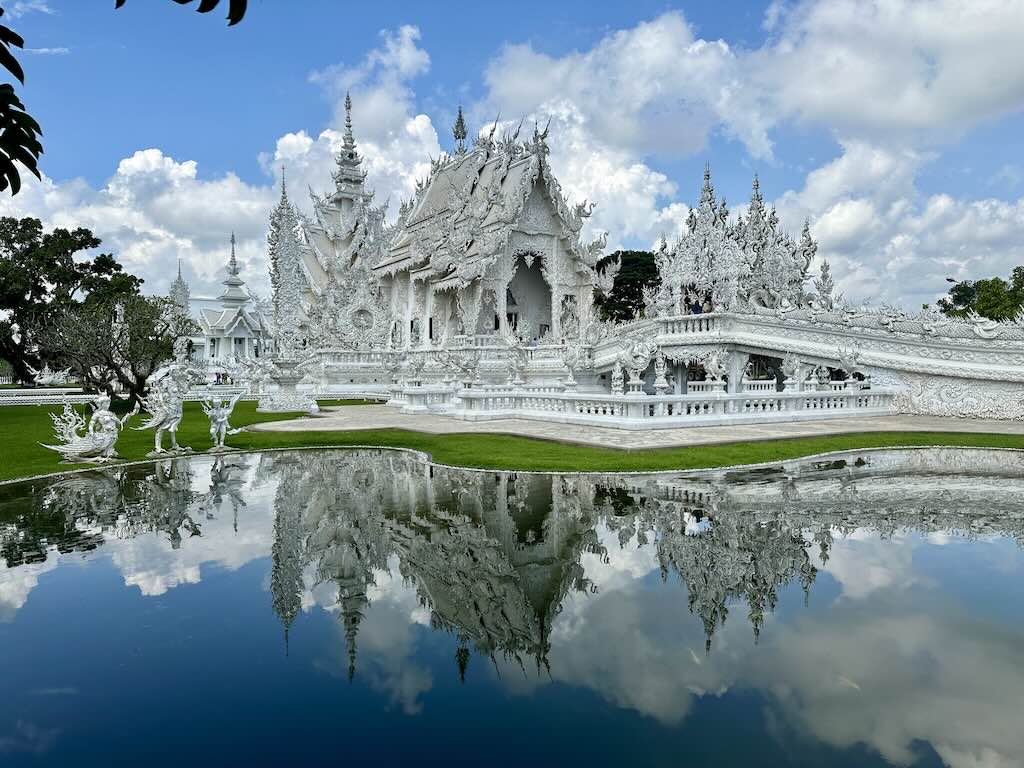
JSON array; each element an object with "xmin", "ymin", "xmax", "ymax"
[
  {"xmin": 0, "ymin": 399, "xmax": 374, "ymax": 482},
  {"xmin": 0, "ymin": 399, "xmax": 1021, "ymax": 482}
]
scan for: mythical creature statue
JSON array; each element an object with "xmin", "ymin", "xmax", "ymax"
[
  {"xmin": 653, "ymin": 350, "xmax": 669, "ymax": 393},
  {"xmin": 135, "ymin": 338, "xmax": 204, "ymax": 456},
  {"xmin": 501, "ymin": 332, "xmax": 528, "ymax": 386},
  {"xmin": 403, "ymin": 354, "xmax": 426, "ymax": 386},
  {"xmin": 28, "ymin": 363, "xmax": 73, "ymax": 387},
  {"xmin": 781, "ymin": 352, "xmax": 802, "ymax": 383},
  {"xmin": 837, "ymin": 347, "xmax": 861, "ymax": 378},
  {"xmin": 435, "ymin": 348, "xmax": 480, "ymax": 384},
  {"xmin": 201, "ymin": 390, "xmax": 244, "ymax": 452},
  {"xmin": 702, "ymin": 348, "xmax": 728, "ymax": 382},
  {"xmin": 561, "ymin": 343, "xmax": 588, "ymax": 389},
  {"xmin": 621, "ymin": 338, "xmax": 658, "ymax": 392},
  {"xmin": 41, "ymin": 394, "xmax": 136, "ymax": 463},
  {"xmin": 813, "ymin": 364, "xmax": 833, "ymax": 389}
]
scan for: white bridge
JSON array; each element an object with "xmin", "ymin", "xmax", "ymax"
[{"xmin": 301, "ymin": 306, "xmax": 1024, "ymax": 429}]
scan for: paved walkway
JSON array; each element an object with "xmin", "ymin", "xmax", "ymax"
[{"xmin": 248, "ymin": 406, "xmax": 1024, "ymax": 450}]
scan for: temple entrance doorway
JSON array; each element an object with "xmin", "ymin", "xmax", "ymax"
[{"xmin": 507, "ymin": 254, "xmax": 552, "ymax": 341}]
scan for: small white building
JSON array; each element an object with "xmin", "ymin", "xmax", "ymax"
[{"xmin": 170, "ymin": 234, "xmax": 269, "ymax": 377}]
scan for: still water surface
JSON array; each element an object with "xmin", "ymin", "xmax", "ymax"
[{"xmin": 1, "ymin": 447, "xmax": 1023, "ymax": 767}]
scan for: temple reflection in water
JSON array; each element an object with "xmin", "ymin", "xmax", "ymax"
[{"xmin": 5, "ymin": 447, "xmax": 1023, "ymax": 679}]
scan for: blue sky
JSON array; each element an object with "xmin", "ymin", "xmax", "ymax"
[{"xmin": 4, "ymin": 0, "xmax": 1024, "ymax": 306}]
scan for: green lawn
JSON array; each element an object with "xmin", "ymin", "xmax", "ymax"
[{"xmin": 0, "ymin": 399, "xmax": 1021, "ymax": 482}]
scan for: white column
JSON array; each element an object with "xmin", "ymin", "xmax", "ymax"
[
  {"xmin": 727, "ymin": 351, "xmax": 749, "ymax": 394},
  {"xmin": 497, "ymin": 280, "xmax": 509, "ymax": 335},
  {"xmin": 404, "ymin": 276, "xmax": 415, "ymax": 349},
  {"xmin": 423, "ymin": 286, "xmax": 435, "ymax": 348}
]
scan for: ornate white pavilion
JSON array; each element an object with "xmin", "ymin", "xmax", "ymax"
[
  {"xmin": 170, "ymin": 234, "xmax": 269, "ymax": 378},
  {"xmin": 256, "ymin": 97, "xmax": 1024, "ymax": 427}
]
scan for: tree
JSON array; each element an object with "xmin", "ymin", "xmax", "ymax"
[
  {"xmin": 37, "ymin": 294, "xmax": 197, "ymax": 407},
  {"xmin": 593, "ymin": 250, "xmax": 659, "ymax": 322},
  {"xmin": 0, "ymin": 1, "xmax": 247, "ymax": 196},
  {"xmin": 0, "ymin": 216, "xmax": 142, "ymax": 383},
  {"xmin": 938, "ymin": 267, "xmax": 1024, "ymax": 321},
  {"xmin": 0, "ymin": 8, "xmax": 42, "ymax": 194},
  {"xmin": 113, "ymin": 0, "xmax": 249, "ymax": 26}
]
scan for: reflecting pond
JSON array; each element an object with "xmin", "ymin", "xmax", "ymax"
[{"xmin": 2, "ymin": 448, "xmax": 1024, "ymax": 767}]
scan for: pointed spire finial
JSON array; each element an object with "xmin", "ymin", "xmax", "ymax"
[
  {"xmin": 333, "ymin": 93, "xmax": 365, "ymax": 192},
  {"xmin": 344, "ymin": 91, "xmax": 354, "ymax": 144},
  {"xmin": 700, "ymin": 163, "xmax": 715, "ymax": 207},
  {"xmin": 453, "ymin": 104, "xmax": 468, "ymax": 154},
  {"xmin": 228, "ymin": 232, "xmax": 239, "ymax": 276},
  {"xmin": 279, "ymin": 165, "xmax": 288, "ymax": 200},
  {"xmin": 176, "ymin": 257, "xmax": 182, "ymax": 280}
]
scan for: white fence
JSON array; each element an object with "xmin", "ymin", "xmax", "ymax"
[{"xmin": 0, "ymin": 387, "xmax": 387, "ymax": 408}]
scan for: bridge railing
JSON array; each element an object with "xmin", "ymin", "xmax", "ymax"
[
  {"xmin": 657, "ymin": 313, "xmax": 723, "ymax": 335},
  {"xmin": 451, "ymin": 387, "xmax": 895, "ymax": 427}
]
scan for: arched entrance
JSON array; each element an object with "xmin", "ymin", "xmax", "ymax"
[{"xmin": 507, "ymin": 253, "xmax": 552, "ymax": 341}]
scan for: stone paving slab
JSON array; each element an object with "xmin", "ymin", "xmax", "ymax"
[{"xmin": 248, "ymin": 406, "xmax": 1024, "ymax": 451}]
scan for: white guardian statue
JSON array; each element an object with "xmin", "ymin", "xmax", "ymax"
[
  {"xmin": 136, "ymin": 337, "xmax": 204, "ymax": 456},
  {"xmin": 201, "ymin": 390, "xmax": 244, "ymax": 452}
]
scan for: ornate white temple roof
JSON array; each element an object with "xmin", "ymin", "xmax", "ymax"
[{"xmin": 375, "ymin": 123, "xmax": 606, "ymax": 286}]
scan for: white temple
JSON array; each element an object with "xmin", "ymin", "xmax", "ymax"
[
  {"xmin": 252, "ymin": 97, "xmax": 1024, "ymax": 426},
  {"xmin": 170, "ymin": 234, "xmax": 269, "ymax": 379}
]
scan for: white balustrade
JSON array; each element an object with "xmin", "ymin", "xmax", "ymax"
[
  {"xmin": 451, "ymin": 387, "xmax": 896, "ymax": 429},
  {"xmin": 657, "ymin": 313, "xmax": 721, "ymax": 335},
  {"xmin": 683, "ymin": 381, "xmax": 721, "ymax": 394},
  {"xmin": 741, "ymin": 379, "xmax": 777, "ymax": 393}
]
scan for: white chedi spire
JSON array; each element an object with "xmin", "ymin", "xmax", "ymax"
[
  {"xmin": 332, "ymin": 92, "xmax": 367, "ymax": 193},
  {"xmin": 169, "ymin": 257, "xmax": 190, "ymax": 313},
  {"xmin": 218, "ymin": 232, "xmax": 250, "ymax": 306}
]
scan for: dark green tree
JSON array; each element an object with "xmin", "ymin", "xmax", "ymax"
[
  {"xmin": 593, "ymin": 250, "xmax": 659, "ymax": 322},
  {"xmin": 938, "ymin": 267, "xmax": 1024, "ymax": 321},
  {"xmin": 0, "ymin": 216, "xmax": 142, "ymax": 383},
  {"xmin": 0, "ymin": 8, "xmax": 42, "ymax": 194}
]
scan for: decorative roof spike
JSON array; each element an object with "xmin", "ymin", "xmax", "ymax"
[
  {"xmin": 218, "ymin": 232, "xmax": 249, "ymax": 305},
  {"xmin": 453, "ymin": 105, "xmax": 468, "ymax": 155},
  {"xmin": 344, "ymin": 91, "xmax": 354, "ymax": 146},
  {"xmin": 228, "ymin": 232, "xmax": 239, "ymax": 276},
  {"xmin": 333, "ymin": 92, "xmax": 365, "ymax": 192},
  {"xmin": 700, "ymin": 163, "xmax": 716, "ymax": 208},
  {"xmin": 487, "ymin": 112, "xmax": 500, "ymax": 145}
]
